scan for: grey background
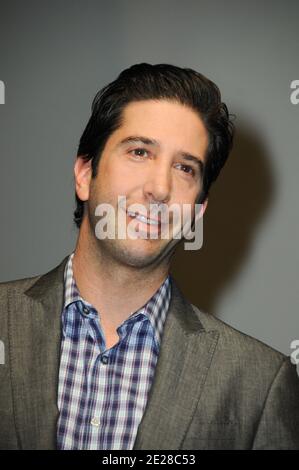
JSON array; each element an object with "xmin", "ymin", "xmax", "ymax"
[{"xmin": 0, "ymin": 0, "xmax": 298, "ymax": 367}]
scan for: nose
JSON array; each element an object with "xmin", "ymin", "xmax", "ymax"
[{"xmin": 142, "ymin": 163, "xmax": 172, "ymax": 204}]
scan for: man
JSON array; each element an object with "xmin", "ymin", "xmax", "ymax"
[{"xmin": 0, "ymin": 63, "xmax": 298, "ymax": 450}]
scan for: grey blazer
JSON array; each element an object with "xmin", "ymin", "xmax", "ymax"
[{"xmin": 0, "ymin": 255, "xmax": 298, "ymax": 450}]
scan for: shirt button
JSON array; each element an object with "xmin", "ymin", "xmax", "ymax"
[
  {"xmin": 90, "ymin": 417, "xmax": 100, "ymax": 427},
  {"xmin": 101, "ymin": 355, "xmax": 109, "ymax": 364},
  {"xmin": 82, "ymin": 306, "xmax": 90, "ymax": 315}
]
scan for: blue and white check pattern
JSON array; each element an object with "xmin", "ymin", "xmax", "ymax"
[{"xmin": 57, "ymin": 252, "xmax": 172, "ymax": 449}]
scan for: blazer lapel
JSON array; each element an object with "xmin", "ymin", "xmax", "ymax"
[
  {"xmin": 9, "ymin": 255, "xmax": 69, "ymax": 449},
  {"xmin": 10, "ymin": 256, "xmax": 219, "ymax": 450},
  {"xmin": 133, "ymin": 277, "xmax": 219, "ymax": 450}
]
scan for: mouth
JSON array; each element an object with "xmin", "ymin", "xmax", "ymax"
[
  {"xmin": 125, "ymin": 209, "xmax": 168, "ymax": 239},
  {"xmin": 126, "ymin": 210, "xmax": 161, "ymax": 226}
]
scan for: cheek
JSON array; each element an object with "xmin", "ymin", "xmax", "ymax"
[
  {"xmin": 98, "ymin": 162, "xmax": 136, "ymax": 200},
  {"xmin": 114, "ymin": 172, "xmax": 136, "ymax": 197},
  {"xmin": 175, "ymin": 189, "xmax": 199, "ymax": 221},
  {"xmin": 112, "ymin": 158, "xmax": 148, "ymax": 192},
  {"xmin": 173, "ymin": 184, "xmax": 198, "ymax": 206}
]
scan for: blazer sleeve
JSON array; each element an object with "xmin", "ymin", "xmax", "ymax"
[
  {"xmin": 252, "ymin": 357, "xmax": 299, "ymax": 449},
  {"xmin": 0, "ymin": 283, "xmax": 20, "ymax": 449}
]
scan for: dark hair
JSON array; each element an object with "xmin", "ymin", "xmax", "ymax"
[{"xmin": 74, "ymin": 63, "xmax": 235, "ymax": 228}]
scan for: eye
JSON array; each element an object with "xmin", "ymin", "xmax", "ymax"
[
  {"xmin": 129, "ymin": 148, "xmax": 150, "ymax": 158},
  {"xmin": 175, "ymin": 163, "xmax": 196, "ymax": 177}
]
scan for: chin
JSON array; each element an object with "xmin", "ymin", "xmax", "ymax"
[
  {"xmin": 102, "ymin": 237, "xmax": 167, "ymax": 268},
  {"xmin": 121, "ymin": 245, "xmax": 165, "ymax": 268}
]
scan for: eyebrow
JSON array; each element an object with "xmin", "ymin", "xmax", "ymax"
[{"xmin": 117, "ymin": 135, "xmax": 204, "ymax": 175}]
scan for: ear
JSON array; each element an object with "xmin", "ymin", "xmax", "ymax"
[{"xmin": 74, "ymin": 156, "xmax": 92, "ymax": 202}]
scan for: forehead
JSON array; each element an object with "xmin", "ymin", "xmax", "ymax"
[
  {"xmin": 109, "ymin": 99, "xmax": 209, "ymax": 158},
  {"xmin": 121, "ymin": 99, "xmax": 206, "ymax": 132}
]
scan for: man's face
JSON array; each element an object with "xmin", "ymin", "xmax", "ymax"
[{"xmin": 76, "ymin": 99, "xmax": 209, "ymax": 269}]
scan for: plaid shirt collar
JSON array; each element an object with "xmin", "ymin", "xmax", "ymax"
[{"xmin": 63, "ymin": 252, "xmax": 172, "ymax": 348}]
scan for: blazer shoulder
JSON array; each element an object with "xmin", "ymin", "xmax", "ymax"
[
  {"xmin": 0, "ymin": 254, "xmax": 69, "ymax": 307},
  {"xmin": 0, "ymin": 274, "xmax": 43, "ymax": 303},
  {"xmin": 190, "ymin": 303, "xmax": 287, "ymax": 367}
]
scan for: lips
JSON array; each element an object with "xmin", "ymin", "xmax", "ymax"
[{"xmin": 126, "ymin": 210, "xmax": 161, "ymax": 225}]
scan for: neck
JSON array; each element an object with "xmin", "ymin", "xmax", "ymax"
[{"xmin": 72, "ymin": 217, "xmax": 171, "ymax": 331}]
